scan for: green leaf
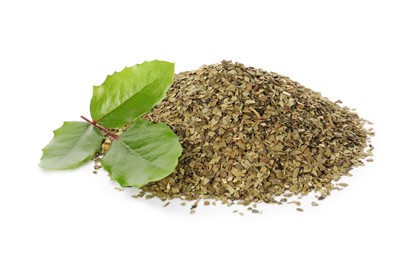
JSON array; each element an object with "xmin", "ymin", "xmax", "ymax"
[
  {"xmin": 90, "ymin": 60, "xmax": 174, "ymax": 128},
  {"xmin": 101, "ymin": 119, "xmax": 182, "ymax": 187},
  {"xmin": 40, "ymin": 122, "xmax": 104, "ymax": 170}
]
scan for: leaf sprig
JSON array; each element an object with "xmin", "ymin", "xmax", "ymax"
[{"xmin": 40, "ymin": 60, "xmax": 182, "ymax": 188}]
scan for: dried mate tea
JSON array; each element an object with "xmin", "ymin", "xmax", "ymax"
[{"xmin": 110, "ymin": 60, "xmax": 373, "ymax": 209}]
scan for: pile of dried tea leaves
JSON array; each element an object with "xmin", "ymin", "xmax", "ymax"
[{"xmin": 113, "ymin": 61, "xmax": 374, "ymax": 206}]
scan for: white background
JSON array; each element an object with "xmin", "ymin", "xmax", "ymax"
[{"xmin": 1, "ymin": 0, "xmax": 418, "ymax": 259}]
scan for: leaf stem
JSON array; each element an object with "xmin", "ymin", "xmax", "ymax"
[{"xmin": 81, "ymin": 116, "xmax": 119, "ymax": 139}]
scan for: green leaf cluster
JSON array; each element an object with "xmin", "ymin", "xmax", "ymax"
[{"xmin": 40, "ymin": 60, "xmax": 182, "ymax": 188}]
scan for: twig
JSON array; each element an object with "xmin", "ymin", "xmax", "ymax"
[{"xmin": 80, "ymin": 116, "xmax": 119, "ymax": 139}]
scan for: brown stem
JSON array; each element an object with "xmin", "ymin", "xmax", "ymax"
[{"xmin": 81, "ymin": 116, "xmax": 119, "ymax": 140}]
